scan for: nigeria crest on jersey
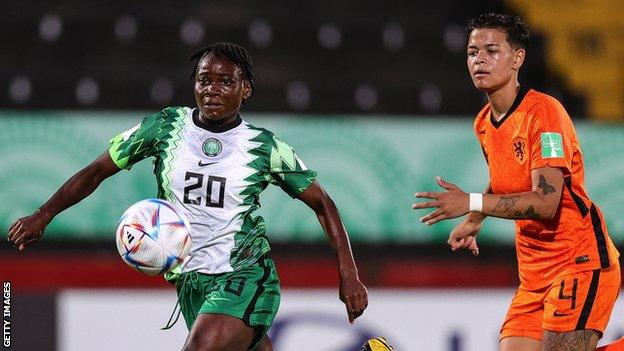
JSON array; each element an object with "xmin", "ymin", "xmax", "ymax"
[{"xmin": 202, "ymin": 138, "xmax": 222, "ymax": 157}]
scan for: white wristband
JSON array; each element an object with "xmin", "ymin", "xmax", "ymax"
[{"xmin": 469, "ymin": 193, "xmax": 483, "ymax": 212}]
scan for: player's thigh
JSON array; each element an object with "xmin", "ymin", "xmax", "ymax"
[
  {"xmin": 499, "ymin": 336, "xmax": 541, "ymax": 351},
  {"xmin": 542, "ymin": 330, "xmax": 600, "ymax": 351},
  {"xmin": 200, "ymin": 255, "xmax": 280, "ymax": 348},
  {"xmin": 500, "ymin": 287, "xmax": 544, "ymax": 342},
  {"xmin": 543, "ymin": 265, "xmax": 620, "ymax": 336},
  {"xmin": 183, "ymin": 312, "xmax": 255, "ymax": 351},
  {"xmin": 176, "ymin": 271, "xmax": 218, "ymax": 330}
]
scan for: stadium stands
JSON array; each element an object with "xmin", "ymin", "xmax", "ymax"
[{"xmin": 0, "ymin": 0, "xmax": 586, "ymax": 116}]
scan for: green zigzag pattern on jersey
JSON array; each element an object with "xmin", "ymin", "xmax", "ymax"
[
  {"xmin": 229, "ymin": 127, "xmax": 273, "ymax": 270},
  {"xmin": 158, "ymin": 107, "xmax": 188, "ymax": 203},
  {"xmin": 109, "ymin": 130, "xmax": 149, "ymax": 169},
  {"xmin": 109, "ymin": 113, "xmax": 171, "ymax": 170},
  {"xmin": 238, "ymin": 128, "xmax": 273, "ymax": 211},
  {"xmin": 269, "ymin": 135, "xmax": 316, "ymax": 198}
]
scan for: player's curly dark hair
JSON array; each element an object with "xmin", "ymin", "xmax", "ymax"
[
  {"xmin": 188, "ymin": 42, "xmax": 256, "ymax": 99},
  {"xmin": 467, "ymin": 12, "xmax": 531, "ymax": 50}
]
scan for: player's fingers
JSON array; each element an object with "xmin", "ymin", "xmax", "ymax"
[
  {"xmin": 11, "ymin": 230, "xmax": 28, "ymax": 247},
  {"xmin": 347, "ymin": 307, "xmax": 355, "ymax": 324},
  {"xmin": 436, "ymin": 176, "xmax": 458, "ymax": 190},
  {"xmin": 13, "ymin": 228, "xmax": 37, "ymax": 248},
  {"xmin": 449, "ymin": 237, "xmax": 465, "ymax": 251},
  {"xmin": 351, "ymin": 294, "xmax": 365, "ymax": 315},
  {"xmin": 7, "ymin": 222, "xmax": 23, "ymax": 241},
  {"xmin": 7, "ymin": 222, "xmax": 17, "ymax": 239},
  {"xmin": 360, "ymin": 291, "xmax": 369, "ymax": 310},
  {"xmin": 414, "ymin": 192, "xmax": 439, "ymax": 200},
  {"xmin": 467, "ymin": 238, "xmax": 479, "ymax": 256},
  {"xmin": 343, "ymin": 295, "xmax": 355, "ymax": 314},
  {"xmin": 411, "ymin": 200, "xmax": 440, "ymax": 210},
  {"xmin": 18, "ymin": 236, "xmax": 40, "ymax": 251},
  {"xmin": 12, "ymin": 233, "xmax": 27, "ymax": 248},
  {"xmin": 420, "ymin": 209, "xmax": 444, "ymax": 223},
  {"xmin": 422, "ymin": 211, "xmax": 446, "ymax": 225}
]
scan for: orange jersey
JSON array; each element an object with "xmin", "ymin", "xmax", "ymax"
[{"xmin": 474, "ymin": 87, "xmax": 620, "ymax": 290}]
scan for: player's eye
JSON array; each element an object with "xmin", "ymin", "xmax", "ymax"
[
  {"xmin": 467, "ymin": 51, "xmax": 477, "ymax": 57},
  {"xmin": 222, "ymin": 78, "xmax": 233, "ymax": 86}
]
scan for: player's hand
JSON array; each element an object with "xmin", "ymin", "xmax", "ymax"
[
  {"xmin": 338, "ymin": 272, "xmax": 368, "ymax": 324},
  {"xmin": 412, "ymin": 176, "xmax": 469, "ymax": 225},
  {"xmin": 7, "ymin": 209, "xmax": 52, "ymax": 251},
  {"xmin": 448, "ymin": 218, "xmax": 482, "ymax": 256}
]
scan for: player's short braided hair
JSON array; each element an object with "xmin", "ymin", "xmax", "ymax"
[
  {"xmin": 189, "ymin": 42, "xmax": 256, "ymax": 99},
  {"xmin": 467, "ymin": 12, "xmax": 531, "ymax": 50}
]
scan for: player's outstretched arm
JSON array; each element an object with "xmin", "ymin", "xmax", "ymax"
[
  {"xmin": 297, "ymin": 181, "xmax": 368, "ymax": 324},
  {"xmin": 7, "ymin": 151, "xmax": 121, "ymax": 250},
  {"xmin": 413, "ymin": 166, "xmax": 563, "ymax": 225}
]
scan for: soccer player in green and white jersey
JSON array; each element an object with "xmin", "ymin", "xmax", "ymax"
[{"xmin": 8, "ymin": 42, "xmax": 368, "ymax": 351}]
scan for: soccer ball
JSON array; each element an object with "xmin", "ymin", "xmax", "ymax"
[{"xmin": 115, "ymin": 198, "xmax": 192, "ymax": 276}]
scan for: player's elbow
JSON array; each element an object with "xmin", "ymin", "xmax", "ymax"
[
  {"xmin": 532, "ymin": 191, "xmax": 560, "ymax": 220},
  {"xmin": 315, "ymin": 193, "xmax": 336, "ymax": 215},
  {"xmin": 542, "ymin": 199, "xmax": 560, "ymax": 221}
]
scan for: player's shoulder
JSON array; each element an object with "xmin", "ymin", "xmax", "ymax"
[
  {"xmin": 137, "ymin": 106, "xmax": 191, "ymax": 131},
  {"xmin": 473, "ymin": 103, "xmax": 491, "ymax": 129},
  {"xmin": 242, "ymin": 122, "xmax": 278, "ymax": 142},
  {"xmin": 523, "ymin": 90, "xmax": 573, "ymax": 126},
  {"xmin": 524, "ymin": 89, "xmax": 566, "ymax": 113},
  {"xmin": 153, "ymin": 106, "xmax": 192, "ymax": 121}
]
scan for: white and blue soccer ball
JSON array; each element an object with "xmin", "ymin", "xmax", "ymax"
[{"xmin": 115, "ymin": 198, "xmax": 191, "ymax": 276}]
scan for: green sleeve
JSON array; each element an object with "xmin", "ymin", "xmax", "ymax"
[
  {"xmin": 108, "ymin": 109, "xmax": 168, "ymax": 170},
  {"xmin": 269, "ymin": 135, "xmax": 317, "ymax": 198}
]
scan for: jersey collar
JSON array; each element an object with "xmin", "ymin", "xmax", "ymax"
[
  {"xmin": 192, "ymin": 109, "xmax": 242, "ymax": 133},
  {"xmin": 490, "ymin": 85, "xmax": 529, "ymax": 129}
]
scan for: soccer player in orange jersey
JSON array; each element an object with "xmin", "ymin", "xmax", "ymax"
[{"xmin": 412, "ymin": 13, "xmax": 621, "ymax": 351}]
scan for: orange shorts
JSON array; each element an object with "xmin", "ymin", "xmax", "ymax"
[{"xmin": 500, "ymin": 263, "xmax": 621, "ymax": 341}]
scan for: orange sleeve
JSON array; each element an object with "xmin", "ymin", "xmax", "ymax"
[{"xmin": 528, "ymin": 102, "xmax": 572, "ymax": 173}]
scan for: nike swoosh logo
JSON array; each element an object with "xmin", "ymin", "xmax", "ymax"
[
  {"xmin": 209, "ymin": 297, "xmax": 230, "ymax": 302},
  {"xmin": 198, "ymin": 160, "xmax": 218, "ymax": 167},
  {"xmin": 553, "ymin": 311, "xmax": 571, "ymax": 317}
]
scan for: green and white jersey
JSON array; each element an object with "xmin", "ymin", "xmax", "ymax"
[{"xmin": 109, "ymin": 106, "xmax": 316, "ymax": 274}]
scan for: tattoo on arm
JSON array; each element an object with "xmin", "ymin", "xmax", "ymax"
[
  {"xmin": 512, "ymin": 205, "xmax": 541, "ymax": 219},
  {"xmin": 542, "ymin": 330, "xmax": 599, "ymax": 351},
  {"xmin": 493, "ymin": 196, "xmax": 520, "ymax": 215},
  {"xmin": 524, "ymin": 205, "xmax": 540, "ymax": 219},
  {"xmin": 538, "ymin": 175, "xmax": 556, "ymax": 195}
]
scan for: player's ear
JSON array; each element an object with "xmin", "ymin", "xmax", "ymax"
[
  {"xmin": 512, "ymin": 48, "xmax": 526, "ymax": 71},
  {"xmin": 242, "ymin": 80, "xmax": 252, "ymax": 100}
]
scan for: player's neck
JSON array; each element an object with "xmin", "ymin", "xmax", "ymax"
[
  {"xmin": 194, "ymin": 110, "xmax": 242, "ymax": 133},
  {"xmin": 487, "ymin": 81, "xmax": 520, "ymax": 122}
]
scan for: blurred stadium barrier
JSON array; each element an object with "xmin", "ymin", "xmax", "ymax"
[
  {"xmin": 50, "ymin": 288, "xmax": 624, "ymax": 351},
  {"xmin": 1, "ymin": 111, "xmax": 623, "ymax": 244}
]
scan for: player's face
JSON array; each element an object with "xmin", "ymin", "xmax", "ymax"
[
  {"xmin": 466, "ymin": 28, "xmax": 524, "ymax": 94},
  {"xmin": 194, "ymin": 52, "xmax": 252, "ymax": 123}
]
